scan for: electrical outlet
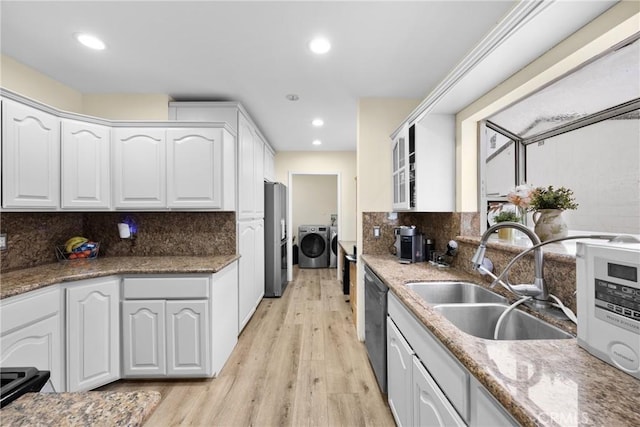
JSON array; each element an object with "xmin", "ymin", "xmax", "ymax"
[{"xmin": 0, "ymin": 233, "xmax": 7, "ymax": 251}]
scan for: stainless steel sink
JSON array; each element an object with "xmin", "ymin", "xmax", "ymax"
[
  {"xmin": 406, "ymin": 281, "xmax": 508, "ymax": 305},
  {"xmin": 432, "ymin": 303, "xmax": 574, "ymax": 340}
]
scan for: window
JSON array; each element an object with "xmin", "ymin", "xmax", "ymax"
[{"xmin": 480, "ymin": 36, "xmax": 640, "ymax": 234}]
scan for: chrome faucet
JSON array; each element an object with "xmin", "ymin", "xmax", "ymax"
[{"xmin": 471, "ymin": 221, "xmax": 549, "ymax": 308}]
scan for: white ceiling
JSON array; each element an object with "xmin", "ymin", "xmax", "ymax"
[{"xmin": 0, "ymin": 1, "xmax": 618, "ymax": 152}]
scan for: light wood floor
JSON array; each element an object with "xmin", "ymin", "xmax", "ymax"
[{"xmin": 100, "ymin": 267, "xmax": 396, "ymax": 426}]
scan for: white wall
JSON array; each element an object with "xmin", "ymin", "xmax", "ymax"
[
  {"xmin": 292, "ymin": 174, "xmax": 338, "ymax": 244},
  {"xmin": 526, "ymin": 118, "xmax": 640, "ymax": 234},
  {"xmin": 83, "ymin": 93, "xmax": 169, "ymax": 120}
]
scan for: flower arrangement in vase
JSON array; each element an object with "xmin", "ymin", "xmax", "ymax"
[
  {"xmin": 506, "ymin": 184, "xmax": 533, "ymax": 223},
  {"xmin": 527, "ymin": 185, "xmax": 578, "ymax": 241}
]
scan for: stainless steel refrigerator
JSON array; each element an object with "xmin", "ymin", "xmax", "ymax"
[{"xmin": 264, "ymin": 182, "xmax": 288, "ymax": 297}]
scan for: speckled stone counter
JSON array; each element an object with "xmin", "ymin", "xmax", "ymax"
[
  {"xmin": 0, "ymin": 391, "xmax": 160, "ymax": 426},
  {"xmin": 361, "ymin": 254, "xmax": 640, "ymax": 427},
  {"xmin": 0, "ymin": 255, "xmax": 240, "ymax": 299}
]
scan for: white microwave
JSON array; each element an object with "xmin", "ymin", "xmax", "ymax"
[{"xmin": 576, "ymin": 240, "xmax": 640, "ymax": 379}]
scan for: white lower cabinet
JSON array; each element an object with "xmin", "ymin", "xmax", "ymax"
[
  {"xmin": 387, "ymin": 291, "xmax": 517, "ymax": 427},
  {"xmin": 238, "ymin": 220, "xmax": 264, "ymax": 333},
  {"xmin": 387, "ymin": 317, "xmax": 414, "ymax": 427},
  {"xmin": 0, "ymin": 287, "xmax": 64, "ymax": 391},
  {"xmin": 166, "ymin": 300, "xmax": 209, "ymax": 376},
  {"xmin": 211, "ymin": 261, "xmax": 239, "ymax": 375},
  {"xmin": 413, "ymin": 356, "xmax": 465, "ymax": 427},
  {"xmin": 122, "ymin": 300, "xmax": 167, "ymax": 377},
  {"xmin": 66, "ymin": 277, "xmax": 120, "ymax": 392},
  {"xmin": 121, "ymin": 275, "xmax": 211, "ymax": 378}
]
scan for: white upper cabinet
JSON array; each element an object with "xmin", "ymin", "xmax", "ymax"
[
  {"xmin": 237, "ymin": 113, "xmax": 256, "ymax": 219},
  {"xmin": 2, "ymin": 99, "xmax": 60, "ymax": 208},
  {"xmin": 391, "ymin": 124, "xmax": 409, "ymax": 211},
  {"xmin": 253, "ymin": 132, "xmax": 265, "ymax": 218},
  {"xmin": 61, "ymin": 119, "xmax": 111, "ymax": 209},
  {"xmin": 391, "ymin": 115, "xmax": 455, "ymax": 212},
  {"xmin": 167, "ymin": 128, "xmax": 222, "ymax": 209},
  {"xmin": 113, "ymin": 128, "xmax": 166, "ymax": 209},
  {"xmin": 263, "ymin": 143, "xmax": 275, "ymax": 183}
]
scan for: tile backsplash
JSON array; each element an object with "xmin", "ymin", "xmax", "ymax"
[
  {"xmin": 361, "ymin": 211, "xmax": 480, "ymax": 256},
  {"xmin": 1, "ymin": 212, "xmax": 236, "ymax": 272}
]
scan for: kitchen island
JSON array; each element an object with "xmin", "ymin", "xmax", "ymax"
[
  {"xmin": 0, "ymin": 390, "xmax": 160, "ymax": 426},
  {"xmin": 361, "ymin": 253, "xmax": 639, "ymax": 427}
]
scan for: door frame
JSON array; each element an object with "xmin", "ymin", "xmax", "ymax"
[{"xmin": 287, "ymin": 171, "xmax": 342, "ymax": 281}]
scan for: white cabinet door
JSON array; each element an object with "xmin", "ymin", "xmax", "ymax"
[
  {"xmin": 413, "ymin": 356, "xmax": 465, "ymax": 427},
  {"xmin": 254, "ymin": 134, "xmax": 265, "ymax": 218},
  {"xmin": 391, "ymin": 128, "xmax": 409, "ymax": 211},
  {"xmin": 211, "ymin": 261, "xmax": 238, "ymax": 375},
  {"xmin": 122, "ymin": 300, "xmax": 166, "ymax": 377},
  {"xmin": 263, "ymin": 144, "xmax": 275, "ymax": 182},
  {"xmin": 66, "ymin": 277, "xmax": 120, "ymax": 392},
  {"xmin": 166, "ymin": 300, "xmax": 209, "ymax": 376},
  {"xmin": 237, "ymin": 114, "xmax": 255, "ymax": 219},
  {"xmin": 2, "ymin": 99, "xmax": 59, "ymax": 208},
  {"xmin": 113, "ymin": 128, "xmax": 166, "ymax": 208},
  {"xmin": 0, "ymin": 287, "xmax": 64, "ymax": 391},
  {"xmin": 61, "ymin": 119, "xmax": 111, "ymax": 209},
  {"xmin": 238, "ymin": 221, "xmax": 256, "ymax": 332},
  {"xmin": 387, "ymin": 317, "xmax": 414, "ymax": 427},
  {"xmin": 167, "ymin": 128, "xmax": 222, "ymax": 208}
]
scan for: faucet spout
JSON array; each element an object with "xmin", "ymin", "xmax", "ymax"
[{"xmin": 474, "ymin": 221, "xmax": 548, "ymax": 303}]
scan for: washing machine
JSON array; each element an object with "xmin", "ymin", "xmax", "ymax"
[
  {"xmin": 329, "ymin": 226, "xmax": 338, "ymax": 268},
  {"xmin": 298, "ymin": 225, "xmax": 329, "ymax": 268}
]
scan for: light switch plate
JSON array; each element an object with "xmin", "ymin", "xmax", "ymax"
[{"xmin": 0, "ymin": 234, "xmax": 6, "ymax": 251}]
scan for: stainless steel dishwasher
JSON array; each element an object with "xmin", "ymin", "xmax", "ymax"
[{"xmin": 364, "ymin": 265, "xmax": 388, "ymax": 393}]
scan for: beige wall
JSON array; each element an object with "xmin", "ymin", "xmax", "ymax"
[
  {"xmin": 1, "ymin": 54, "xmax": 83, "ymax": 112},
  {"xmin": 83, "ymin": 93, "xmax": 169, "ymax": 120},
  {"xmin": 291, "ymin": 174, "xmax": 337, "ymax": 243},
  {"xmin": 275, "ymin": 151, "xmax": 356, "ymax": 242},
  {"xmin": 357, "ymin": 98, "xmax": 420, "ymax": 212},
  {"xmin": 1, "ymin": 55, "xmax": 169, "ymax": 120},
  {"xmin": 455, "ymin": 1, "xmax": 640, "ymax": 212}
]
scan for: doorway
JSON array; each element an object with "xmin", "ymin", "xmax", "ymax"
[{"xmin": 287, "ymin": 172, "xmax": 341, "ymax": 281}]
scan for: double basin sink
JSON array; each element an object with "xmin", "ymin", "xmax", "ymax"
[{"xmin": 406, "ymin": 282, "xmax": 573, "ymax": 340}]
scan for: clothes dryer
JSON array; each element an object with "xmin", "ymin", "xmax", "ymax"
[
  {"xmin": 298, "ymin": 225, "xmax": 329, "ymax": 268},
  {"xmin": 329, "ymin": 226, "xmax": 338, "ymax": 268}
]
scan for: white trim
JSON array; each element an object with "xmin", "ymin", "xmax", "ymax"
[{"xmin": 390, "ymin": 0, "xmax": 554, "ymax": 138}]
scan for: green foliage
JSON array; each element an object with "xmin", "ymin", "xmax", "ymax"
[
  {"xmin": 528, "ymin": 186, "xmax": 578, "ymax": 211},
  {"xmin": 493, "ymin": 210, "xmax": 520, "ymax": 223}
]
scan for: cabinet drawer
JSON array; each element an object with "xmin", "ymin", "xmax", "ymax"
[
  {"xmin": 1, "ymin": 286, "xmax": 60, "ymax": 334},
  {"xmin": 123, "ymin": 276, "xmax": 210, "ymax": 299},
  {"xmin": 389, "ymin": 292, "xmax": 469, "ymax": 422}
]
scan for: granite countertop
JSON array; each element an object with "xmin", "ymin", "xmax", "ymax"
[
  {"xmin": 361, "ymin": 253, "xmax": 640, "ymax": 427},
  {"xmin": 0, "ymin": 255, "xmax": 240, "ymax": 299},
  {"xmin": 338, "ymin": 240, "xmax": 356, "ymax": 255},
  {"xmin": 0, "ymin": 391, "xmax": 161, "ymax": 426}
]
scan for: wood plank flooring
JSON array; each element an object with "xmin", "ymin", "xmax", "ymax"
[{"xmin": 99, "ymin": 267, "xmax": 396, "ymax": 426}]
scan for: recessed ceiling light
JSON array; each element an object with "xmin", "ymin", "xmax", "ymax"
[
  {"xmin": 74, "ymin": 33, "xmax": 106, "ymax": 50},
  {"xmin": 309, "ymin": 37, "xmax": 331, "ymax": 55},
  {"xmin": 312, "ymin": 118, "xmax": 324, "ymax": 127},
  {"xmin": 312, "ymin": 139, "xmax": 322, "ymax": 146},
  {"xmin": 286, "ymin": 94, "xmax": 300, "ymax": 101}
]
